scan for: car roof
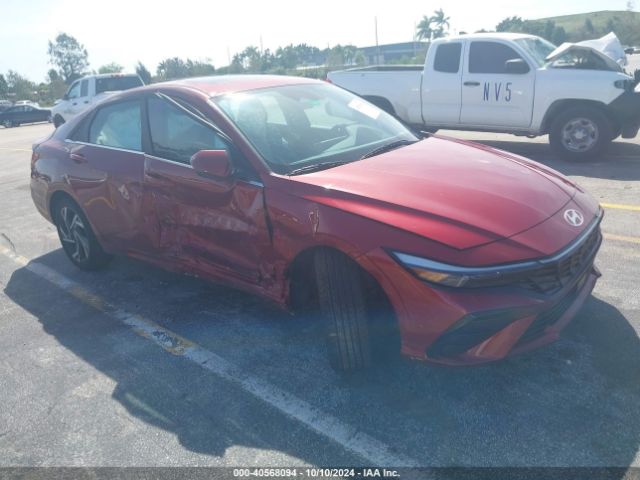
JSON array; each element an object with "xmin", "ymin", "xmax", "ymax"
[{"xmin": 150, "ymin": 74, "xmax": 323, "ymax": 97}]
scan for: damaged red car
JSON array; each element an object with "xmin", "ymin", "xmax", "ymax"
[{"xmin": 30, "ymin": 75, "xmax": 602, "ymax": 371}]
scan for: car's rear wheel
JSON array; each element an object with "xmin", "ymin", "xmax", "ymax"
[
  {"xmin": 53, "ymin": 197, "xmax": 112, "ymax": 270},
  {"xmin": 549, "ymin": 106, "xmax": 613, "ymax": 161},
  {"xmin": 2, "ymin": 120, "xmax": 14, "ymax": 128},
  {"xmin": 314, "ymin": 250, "xmax": 372, "ymax": 371}
]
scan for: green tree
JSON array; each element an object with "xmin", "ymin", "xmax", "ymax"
[
  {"xmin": 584, "ymin": 18, "xmax": 595, "ymax": 35},
  {"xmin": 185, "ymin": 59, "xmax": 215, "ymax": 76},
  {"xmin": 135, "ymin": 62, "xmax": 152, "ymax": 84},
  {"xmin": 6, "ymin": 71, "xmax": 37, "ymax": 100},
  {"xmin": 552, "ymin": 26, "xmax": 567, "ymax": 45},
  {"xmin": 416, "ymin": 15, "xmax": 434, "ymax": 40},
  {"xmin": 431, "ymin": 8, "xmax": 450, "ymax": 39},
  {"xmin": 98, "ymin": 62, "xmax": 123, "ymax": 74},
  {"xmin": 0, "ymin": 74, "xmax": 8, "ymax": 98},
  {"xmin": 156, "ymin": 57, "xmax": 189, "ymax": 80},
  {"xmin": 496, "ymin": 16, "xmax": 524, "ymax": 32},
  {"xmin": 543, "ymin": 20, "xmax": 556, "ymax": 42},
  {"xmin": 156, "ymin": 57, "xmax": 216, "ymax": 80},
  {"xmin": 47, "ymin": 33, "xmax": 89, "ymax": 84},
  {"xmin": 47, "ymin": 69, "xmax": 60, "ymax": 83},
  {"xmin": 231, "ymin": 46, "xmax": 264, "ymax": 72}
]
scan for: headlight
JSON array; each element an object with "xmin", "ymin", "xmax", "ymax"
[{"xmin": 389, "ymin": 251, "xmax": 539, "ymax": 288}]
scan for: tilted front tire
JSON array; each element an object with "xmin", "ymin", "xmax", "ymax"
[
  {"xmin": 549, "ymin": 106, "xmax": 613, "ymax": 161},
  {"xmin": 53, "ymin": 197, "xmax": 112, "ymax": 271},
  {"xmin": 314, "ymin": 250, "xmax": 372, "ymax": 372}
]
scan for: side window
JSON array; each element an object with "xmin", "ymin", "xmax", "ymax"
[
  {"xmin": 148, "ymin": 96, "xmax": 228, "ymax": 164},
  {"xmin": 434, "ymin": 43, "xmax": 462, "ymax": 73},
  {"xmin": 67, "ymin": 81, "xmax": 81, "ymax": 99},
  {"xmin": 88, "ymin": 100, "xmax": 142, "ymax": 151},
  {"xmin": 469, "ymin": 42, "xmax": 525, "ymax": 74},
  {"xmin": 80, "ymin": 79, "xmax": 89, "ymax": 97}
]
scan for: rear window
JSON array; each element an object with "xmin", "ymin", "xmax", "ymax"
[
  {"xmin": 434, "ymin": 43, "xmax": 462, "ymax": 73},
  {"xmin": 95, "ymin": 76, "xmax": 144, "ymax": 94}
]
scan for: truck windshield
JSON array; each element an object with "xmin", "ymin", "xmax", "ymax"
[
  {"xmin": 215, "ymin": 83, "xmax": 419, "ymax": 174},
  {"xmin": 514, "ymin": 38, "xmax": 556, "ymax": 67}
]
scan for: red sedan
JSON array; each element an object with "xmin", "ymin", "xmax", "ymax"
[{"xmin": 30, "ymin": 75, "xmax": 602, "ymax": 371}]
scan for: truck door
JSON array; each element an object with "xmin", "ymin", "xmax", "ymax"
[
  {"xmin": 63, "ymin": 80, "xmax": 81, "ymax": 117},
  {"xmin": 460, "ymin": 40, "xmax": 535, "ymax": 128},
  {"xmin": 70, "ymin": 78, "xmax": 91, "ymax": 116},
  {"xmin": 421, "ymin": 41, "xmax": 464, "ymax": 125}
]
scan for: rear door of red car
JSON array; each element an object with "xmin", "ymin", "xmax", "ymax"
[
  {"xmin": 64, "ymin": 97, "xmax": 151, "ymax": 253},
  {"xmin": 142, "ymin": 94, "xmax": 272, "ymax": 286}
]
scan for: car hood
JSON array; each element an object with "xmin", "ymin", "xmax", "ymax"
[
  {"xmin": 289, "ymin": 137, "xmax": 576, "ymax": 250},
  {"xmin": 546, "ymin": 32, "xmax": 627, "ymax": 70}
]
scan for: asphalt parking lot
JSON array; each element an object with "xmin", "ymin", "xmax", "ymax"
[{"xmin": 0, "ymin": 123, "xmax": 639, "ymax": 469}]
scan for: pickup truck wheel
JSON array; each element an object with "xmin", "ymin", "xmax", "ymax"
[
  {"xmin": 549, "ymin": 107, "xmax": 613, "ymax": 161},
  {"xmin": 53, "ymin": 197, "xmax": 112, "ymax": 271},
  {"xmin": 314, "ymin": 250, "xmax": 372, "ymax": 372},
  {"xmin": 53, "ymin": 115, "xmax": 65, "ymax": 128}
]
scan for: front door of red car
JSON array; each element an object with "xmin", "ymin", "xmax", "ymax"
[
  {"xmin": 66, "ymin": 98, "xmax": 151, "ymax": 254},
  {"xmin": 142, "ymin": 95, "xmax": 272, "ymax": 286}
]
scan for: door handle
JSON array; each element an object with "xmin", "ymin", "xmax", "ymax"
[
  {"xmin": 72, "ymin": 102, "xmax": 77, "ymax": 106},
  {"xmin": 464, "ymin": 81, "xmax": 480, "ymax": 87},
  {"xmin": 69, "ymin": 153, "xmax": 86, "ymax": 163},
  {"xmin": 83, "ymin": 101, "xmax": 89, "ymax": 104}
]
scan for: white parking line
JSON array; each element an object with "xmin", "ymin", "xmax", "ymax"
[{"xmin": 0, "ymin": 245, "xmax": 419, "ymax": 467}]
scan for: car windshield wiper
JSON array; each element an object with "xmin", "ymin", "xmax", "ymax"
[
  {"xmin": 287, "ymin": 161, "xmax": 350, "ymax": 176},
  {"xmin": 359, "ymin": 139, "xmax": 417, "ymax": 160}
]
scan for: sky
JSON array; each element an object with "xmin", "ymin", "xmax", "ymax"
[{"xmin": 0, "ymin": 0, "xmax": 633, "ymax": 82}]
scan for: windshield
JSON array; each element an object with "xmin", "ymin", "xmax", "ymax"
[
  {"xmin": 215, "ymin": 83, "xmax": 418, "ymax": 174},
  {"xmin": 514, "ymin": 37, "xmax": 556, "ymax": 67}
]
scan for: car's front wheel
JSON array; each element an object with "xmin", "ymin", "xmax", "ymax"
[
  {"xmin": 314, "ymin": 250, "xmax": 372, "ymax": 371},
  {"xmin": 549, "ymin": 106, "xmax": 613, "ymax": 161},
  {"xmin": 53, "ymin": 197, "xmax": 112, "ymax": 270},
  {"xmin": 53, "ymin": 115, "xmax": 65, "ymax": 128},
  {"xmin": 2, "ymin": 120, "xmax": 14, "ymax": 128}
]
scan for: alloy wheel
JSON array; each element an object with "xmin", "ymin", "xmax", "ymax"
[{"xmin": 58, "ymin": 207, "xmax": 90, "ymax": 263}]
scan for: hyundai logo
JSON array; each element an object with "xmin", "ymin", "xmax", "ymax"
[{"xmin": 564, "ymin": 209, "xmax": 584, "ymax": 227}]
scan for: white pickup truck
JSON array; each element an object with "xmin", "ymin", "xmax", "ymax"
[
  {"xmin": 51, "ymin": 73, "xmax": 144, "ymax": 128},
  {"xmin": 328, "ymin": 32, "xmax": 640, "ymax": 160}
]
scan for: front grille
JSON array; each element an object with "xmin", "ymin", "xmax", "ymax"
[
  {"xmin": 517, "ymin": 225, "xmax": 601, "ymax": 294},
  {"xmin": 515, "ymin": 268, "xmax": 590, "ymax": 346}
]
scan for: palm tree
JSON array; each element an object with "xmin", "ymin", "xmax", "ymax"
[
  {"xmin": 416, "ymin": 15, "xmax": 434, "ymax": 41},
  {"xmin": 431, "ymin": 8, "xmax": 450, "ymax": 39}
]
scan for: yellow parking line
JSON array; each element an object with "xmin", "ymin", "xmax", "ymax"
[
  {"xmin": 601, "ymin": 203, "xmax": 640, "ymax": 212},
  {"xmin": 603, "ymin": 233, "xmax": 640, "ymax": 245},
  {"xmin": 0, "ymin": 244, "xmax": 418, "ymax": 467}
]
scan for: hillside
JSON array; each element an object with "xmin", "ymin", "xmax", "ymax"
[{"xmin": 536, "ymin": 10, "xmax": 640, "ymax": 43}]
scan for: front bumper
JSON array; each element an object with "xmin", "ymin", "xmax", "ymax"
[
  {"xmin": 424, "ymin": 265, "xmax": 600, "ymax": 365},
  {"xmin": 609, "ymin": 90, "xmax": 640, "ymax": 138},
  {"xmin": 365, "ymin": 211, "xmax": 602, "ymax": 366}
]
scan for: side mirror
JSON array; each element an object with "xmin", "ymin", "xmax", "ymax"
[
  {"xmin": 505, "ymin": 58, "xmax": 530, "ymax": 74},
  {"xmin": 62, "ymin": 94, "xmax": 69, "ymax": 101},
  {"xmin": 190, "ymin": 149, "xmax": 232, "ymax": 179}
]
